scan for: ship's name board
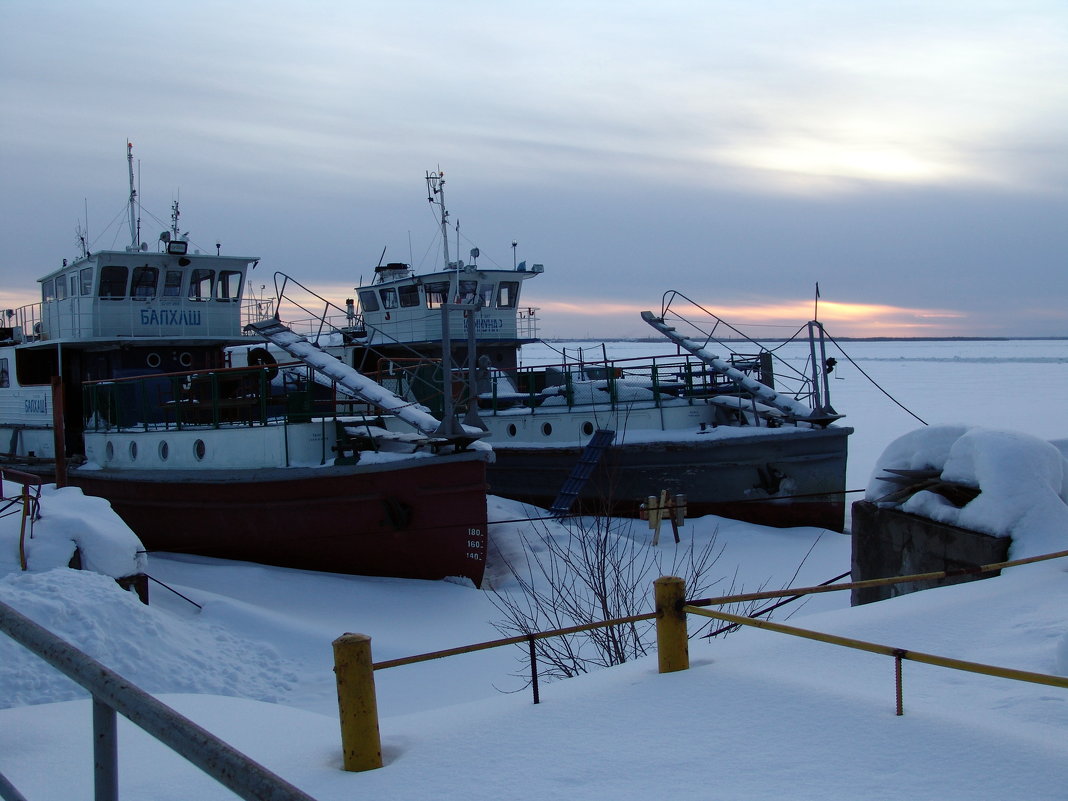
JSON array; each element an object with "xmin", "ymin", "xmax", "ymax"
[
  {"xmin": 24, "ymin": 398, "xmax": 47, "ymax": 414},
  {"xmin": 140, "ymin": 309, "xmax": 203, "ymax": 327},
  {"xmin": 468, "ymin": 317, "xmax": 505, "ymax": 334}
]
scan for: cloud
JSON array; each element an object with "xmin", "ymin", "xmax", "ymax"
[{"xmin": 1, "ymin": 0, "xmax": 1065, "ymax": 340}]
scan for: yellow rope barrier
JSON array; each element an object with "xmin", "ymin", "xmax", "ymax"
[
  {"xmin": 685, "ymin": 548, "xmax": 1068, "ymax": 609},
  {"xmin": 373, "ymin": 612, "xmax": 656, "ymax": 670},
  {"xmin": 373, "ymin": 548, "xmax": 1068, "ymax": 672},
  {"xmin": 683, "ymin": 605, "xmax": 1068, "ymax": 689}
]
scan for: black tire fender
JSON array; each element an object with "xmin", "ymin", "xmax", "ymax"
[{"xmin": 247, "ymin": 347, "xmax": 279, "ymax": 381}]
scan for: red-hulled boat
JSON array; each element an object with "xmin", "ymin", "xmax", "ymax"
[{"xmin": 0, "ymin": 146, "xmax": 490, "ymax": 585}]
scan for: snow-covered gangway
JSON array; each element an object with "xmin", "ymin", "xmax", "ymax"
[{"xmin": 246, "ymin": 319, "xmax": 487, "ymax": 448}]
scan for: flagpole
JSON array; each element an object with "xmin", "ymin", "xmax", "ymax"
[{"xmin": 814, "ymin": 282, "xmax": 820, "ymax": 321}]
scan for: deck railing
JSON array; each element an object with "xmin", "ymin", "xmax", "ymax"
[
  {"xmin": 367, "ymin": 351, "xmax": 795, "ymax": 422},
  {"xmin": 0, "ymin": 304, "xmax": 42, "ymax": 344},
  {"xmin": 80, "ymin": 362, "xmax": 355, "ymax": 433},
  {"xmin": 0, "ymin": 468, "xmax": 42, "ymax": 572}
]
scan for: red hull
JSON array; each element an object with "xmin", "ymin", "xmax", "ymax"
[{"xmin": 70, "ymin": 452, "xmax": 489, "ymax": 586}]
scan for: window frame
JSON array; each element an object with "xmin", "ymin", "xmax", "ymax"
[{"xmin": 98, "ymin": 266, "xmax": 129, "ymax": 300}]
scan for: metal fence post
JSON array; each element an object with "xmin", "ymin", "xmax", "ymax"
[
  {"xmin": 93, "ymin": 698, "xmax": 118, "ymax": 801},
  {"xmin": 332, "ymin": 633, "xmax": 383, "ymax": 771},
  {"xmin": 527, "ymin": 635, "xmax": 541, "ymax": 705},
  {"xmin": 654, "ymin": 576, "xmax": 689, "ymax": 673}
]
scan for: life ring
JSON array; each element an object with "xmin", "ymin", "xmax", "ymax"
[{"xmin": 247, "ymin": 347, "xmax": 279, "ymax": 380}]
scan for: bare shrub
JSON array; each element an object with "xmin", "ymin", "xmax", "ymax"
[{"xmin": 488, "ymin": 513, "xmax": 748, "ymax": 682}]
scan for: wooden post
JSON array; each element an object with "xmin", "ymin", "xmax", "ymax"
[
  {"xmin": 648, "ymin": 494, "xmax": 662, "ymax": 545},
  {"xmin": 654, "ymin": 576, "xmax": 689, "ymax": 673},
  {"xmin": 332, "ymin": 633, "xmax": 383, "ymax": 771},
  {"xmin": 51, "ymin": 376, "xmax": 67, "ymax": 488},
  {"xmin": 18, "ymin": 484, "xmax": 29, "ymax": 571}
]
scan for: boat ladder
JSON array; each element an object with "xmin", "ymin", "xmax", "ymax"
[{"xmin": 549, "ymin": 429, "xmax": 615, "ymax": 517}]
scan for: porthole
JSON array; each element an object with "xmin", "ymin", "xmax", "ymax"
[
  {"xmin": 129, "ymin": 441, "xmax": 138, "ymax": 461},
  {"xmin": 105, "ymin": 441, "xmax": 114, "ymax": 462},
  {"xmin": 146, "ymin": 352, "xmax": 161, "ymax": 368},
  {"xmin": 178, "ymin": 351, "xmax": 193, "ymax": 368},
  {"xmin": 506, "ymin": 424, "xmax": 517, "ymax": 437},
  {"xmin": 541, "ymin": 422, "xmax": 553, "ymax": 437},
  {"xmin": 158, "ymin": 441, "xmax": 169, "ymax": 461},
  {"xmin": 193, "ymin": 439, "xmax": 206, "ymax": 461},
  {"xmin": 582, "ymin": 421, "xmax": 594, "ymax": 436}
]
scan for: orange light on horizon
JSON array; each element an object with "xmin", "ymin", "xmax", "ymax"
[{"xmin": 532, "ymin": 297, "xmax": 973, "ymax": 338}]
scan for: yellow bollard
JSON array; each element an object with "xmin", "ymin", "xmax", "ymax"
[
  {"xmin": 333, "ymin": 632, "xmax": 383, "ymax": 771},
  {"xmin": 654, "ymin": 576, "xmax": 689, "ymax": 673}
]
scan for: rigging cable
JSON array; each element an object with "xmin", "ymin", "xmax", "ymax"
[{"xmin": 825, "ymin": 332, "xmax": 929, "ymax": 426}]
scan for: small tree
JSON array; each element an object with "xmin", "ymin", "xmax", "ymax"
[{"xmin": 488, "ymin": 511, "xmax": 739, "ymax": 682}]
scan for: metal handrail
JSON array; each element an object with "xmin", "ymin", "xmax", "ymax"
[{"xmin": 0, "ymin": 600, "xmax": 317, "ymax": 801}]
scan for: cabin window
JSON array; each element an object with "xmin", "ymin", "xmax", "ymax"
[
  {"xmin": 457, "ymin": 280, "xmax": 478, "ymax": 305},
  {"xmin": 425, "ymin": 281, "xmax": 449, "ymax": 309},
  {"xmin": 215, "ymin": 270, "xmax": 242, "ymax": 301},
  {"xmin": 69, "ymin": 276, "xmax": 78, "ymax": 297},
  {"xmin": 379, "ymin": 288, "xmax": 398, "ymax": 309},
  {"xmin": 0, "ymin": 358, "xmax": 8, "ymax": 388},
  {"xmin": 479, "ymin": 283, "xmax": 495, "ymax": 308},
  {"xmin": 41, "ymin": 279, "xmax": 55, "ymax": 303},
  {"xmin": 189, "ymin": 269, "xmax": 214, "ymax": 301},
  {"xmin": 398, "ymin": 284, "xmax": 420, "ymax": 308},
  {"xmin": 79, "ymin": 268, "xmax": 93, "ymax": 295},
  {"xmin": 358, "ymin": 290, "xmax": 379, "ymax": 312},
  {"xmin": 131, "ymin": 266, "xmax": 159, "ymax": 299},
  {"xmin": 497, "ymin": 281, "xmax": 520, "ymax": 309},
  {"xmin": 14, "ymin": 348, "xmax": 57, "ymax": 385},
  {"xmin": 98, "ymin": 266, "xmax": 128, "ymax": 299},
  {"xmin": 55, "ymin": 276, "xmax": 68, "ymax": 301},
  {"xmin": 163, "ymin": 269, "xmax": 183, "ymax": 297}
]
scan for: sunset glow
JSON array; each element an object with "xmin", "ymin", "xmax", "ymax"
[{"xmin": 533, "ymin": 298, "xmax": 976, "ymax": 339}]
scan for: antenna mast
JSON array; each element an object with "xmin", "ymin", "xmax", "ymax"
[
  {"xmin": 426, "ymin": 170, "xmax": 450, "ymax": 269},
  {"xmin": 126, "ymin": 141, "xmax": 137, "ymax": 249},
  {"xmin": 170, "ymin": 195, "xmax": 181, "ymax": 241}
]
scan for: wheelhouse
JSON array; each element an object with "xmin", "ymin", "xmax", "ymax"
[
  {"xmin": 32, "ymin": 247, "xmax": 255, "ymax": 343},
  {"xmin": 0, "ymin": 245, "xmax": 259, "ymax": 459},
  {"xmin": 353, "ymin": 262, "xmax": 542, "ymax": 364}
]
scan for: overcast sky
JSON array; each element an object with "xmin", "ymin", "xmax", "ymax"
[{"xmin": 2, "ymin": 1, "xmax": 1065, "ymax": 338}]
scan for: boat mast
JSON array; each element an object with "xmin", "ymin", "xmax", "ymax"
[
  {"xmin": 126, "ymin": 141, "xmax": 138, "ymax": 249},
  {"xmin": 423, "ymin": 169, "xmax": 487, "ymax": 436},
  {"xmin": 426, "ymin": 170, "xmax": 450, "ymax": 269}
]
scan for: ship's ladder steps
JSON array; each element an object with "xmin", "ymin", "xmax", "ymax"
[{"xmin": 549, "ymin": 429, "xmax": 615, "ymax": 517}]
